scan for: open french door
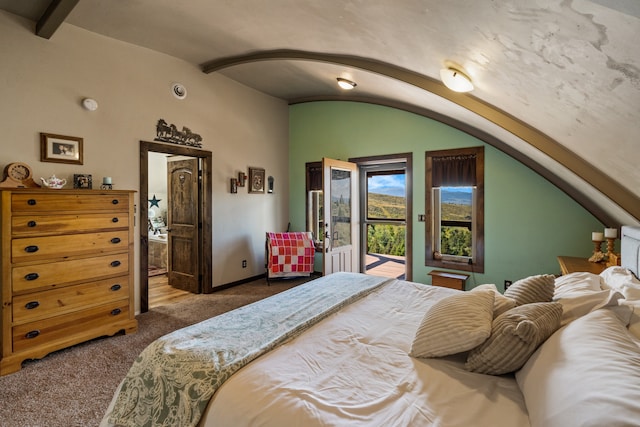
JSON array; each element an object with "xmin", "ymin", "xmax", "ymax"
[{"xmin": 322, "ymin": 158, "xmax": 359, "ymax": 274}]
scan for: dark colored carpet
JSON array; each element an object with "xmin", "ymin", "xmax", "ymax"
[{"xmin": 0, "ymin": 276, "xmax": 311, "ymax": 427}]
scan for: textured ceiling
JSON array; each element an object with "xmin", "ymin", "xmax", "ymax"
[{"xmin": 1, "ymin": 0, "xmax": 639, "ymax": 223}]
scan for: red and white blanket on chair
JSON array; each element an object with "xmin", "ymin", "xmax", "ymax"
[{"xmin": 266, "ymin": 232, "xmax": 315, "ymax": 278}]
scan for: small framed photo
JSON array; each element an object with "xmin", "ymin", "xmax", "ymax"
[
  {"xmin": 248, "ymin": 167, "xmax": 265, "ymax": 194},
  {"xmin": 40, "ymin": 133, "xmax": 83, "ymax": 165},
  {"xmin": 73, "ymin": 174, "xmax": 92, "ymax": 189}
]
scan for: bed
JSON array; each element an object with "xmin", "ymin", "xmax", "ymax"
[{"xmin": 102, "ymin": 226, "xmax": 640, "ymax": 427}]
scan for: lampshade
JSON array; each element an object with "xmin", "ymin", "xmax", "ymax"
[
  {"xmin": 337, "ymin": 77, "xmax": 357, "ymax": 90},
  {"xmin": 440, "ymin": 67, "xmax": 474, "ymax": 92}
]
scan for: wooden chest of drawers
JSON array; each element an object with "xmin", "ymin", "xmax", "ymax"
[{"xmin": 0, "ymin": 189, "xmax": 138, "ymax": 375}]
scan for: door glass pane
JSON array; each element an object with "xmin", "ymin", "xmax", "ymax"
[
  {"xmin": 307, "ymin": 190, "xmax": 323, "ymax": 245},
  {"xmin": 367, "ymin": 172, "xmax": 406, "ymax": 219},
  {"xmin": 330, "ymin": 168, "xmax": 351, "ymax": 248}
]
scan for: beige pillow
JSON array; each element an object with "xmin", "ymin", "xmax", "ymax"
[
  {"xmin": 472, "ymin": 284, "xmax": 516, "ymax": 318},
  {"xmin": 504, "ymin": 274, "xmax": 555, "ymax": 306},
  {"xmin": 410, "ymin": 289, "xmax": 495, "ymax": 358},
  {"xmin": 465, "ymin": 302, "xmax": 563, "ymax": 375}
]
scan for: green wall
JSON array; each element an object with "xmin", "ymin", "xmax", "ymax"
[{"xmin": 289, "ymin": 101, "xmax": 603, "ymax": 290}]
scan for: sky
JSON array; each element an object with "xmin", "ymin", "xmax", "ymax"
[{"xmin": 368, "ymin": 174, "xmax": 406, "ymax": 197}]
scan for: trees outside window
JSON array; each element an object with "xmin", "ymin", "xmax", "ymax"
[{"xmin": 425, "ymin": 147, "xmax": 484, "ymax": 273}]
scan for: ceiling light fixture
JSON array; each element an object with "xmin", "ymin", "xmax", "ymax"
[
  {"xmin": 337, "ymin": 77, "xmax": 357, "ymax": 90},
  {"xmin": 440, "ymin": 67, "xmax": 474, "ymax": 93}
]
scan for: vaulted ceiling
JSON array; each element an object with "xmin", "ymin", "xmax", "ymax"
[{"xmin": 2, "ymin": 0, "xmax": 639, "ymax": 225}]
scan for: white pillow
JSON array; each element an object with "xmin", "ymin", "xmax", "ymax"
[
  {"xmin": 600, "ymin": 266, "xmax": 640, "ymax": 302},
  {"xmin": 410, "ymin": 289, "xmax": 495, "ymax": 358},
  {"xmin": 553, "ymin": 288, "xmax": 623, "ymax": 326},
  {"xmin": 516, "ymin": 307, "xmax": 640, "ymax": 427},
  {"xmin": 554, "ymin": 272, "xmax": 604, "ymax": 295},
  {"xmin": 471, "ymin": 284, "xmax": 516, "ymax": 318}
]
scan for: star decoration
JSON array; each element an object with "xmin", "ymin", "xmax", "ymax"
[{"xmin": 149, "ymin": 195, "xmax": 162, "ymax": 208}]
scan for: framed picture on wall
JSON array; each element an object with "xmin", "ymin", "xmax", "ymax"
[
  {"xmin": 40, "ymin": 133, "xmax": 84, "ymax": 165},
  {"xmin": 249, "ymin": 167, "xmax": 265, "ymax": 193}
]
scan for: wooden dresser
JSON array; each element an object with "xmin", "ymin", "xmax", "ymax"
[
  {"xmin": 0, "ymin": 189, "xmax": 137, "ymax": 375},
  {"xmin": 557, "ymin": 256, "xmax": 606, "ymax": 275}
]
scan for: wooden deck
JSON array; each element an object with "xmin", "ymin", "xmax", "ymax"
[{"xmin": 365, "ymin": 253, "xmax": 406, "ymax": 279}]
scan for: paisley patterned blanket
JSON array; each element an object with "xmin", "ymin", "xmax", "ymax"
[{"xmin": 107, "ymin": 272, "xmax": 393, "ymax": 427}]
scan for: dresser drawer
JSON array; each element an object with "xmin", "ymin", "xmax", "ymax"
[
  {"xmin": 12, "ymin": 231, "xmax": 129, "ymax": 263},
  {"xmin": 12, "ymin": 254, "xmax": 129, "ymax": 294},
  {"xmin": 12, "ymin": 300, "xmax": 131, "ymax": 353},
  {"xmin": 12, "ymin": 213, "xmax": 129, "ymax": 236},
  {"xmin": 12, "ymin": 193, "xmax": 129, "ymax": 213},
  {"xmin": 12, "ymin": 276, "xmax": 130, "ymax": 324}
]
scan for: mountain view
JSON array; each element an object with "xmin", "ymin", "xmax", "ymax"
[
  {"xmin": 366, "ymin": 188, "xmax": 472, "ymax": 258},
  {"xmin": 441, "ymin": 188, "xmax": 472, "ymax": 205}
]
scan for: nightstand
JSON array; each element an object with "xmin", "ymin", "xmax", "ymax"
[
  {"xmin": 557, "ymin": 256, "xmax": 606, "ymax": 275},
  {"xmin": 429, "ymin": 270, "xmax": 470, "ymax": 291}
]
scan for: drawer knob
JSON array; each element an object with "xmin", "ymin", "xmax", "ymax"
[
  {"xmin": 112, "ymin": 199, "xmax": 119, "ymax": 205},
  {"xmin": 110, "ymin": 260, "xmax": 121, "ymax": 267},
  {"xmin": 27, "ymin": 220, "xmax": 37, "ymax": 227},
  {"xmin": 27, "ymin": 199, "xmax": 37, "ymax": 206},
  {"xmin": 25, "ymin": 301, "xmax": 40, "ymax": 310},
  {"xmin": 25, "ymin": 330, "xmax": 40, "ymax": 339},
  {"xmin": 24, "ymin": 245, "xmax": 39, "ymax": 253},
  {"xmin": 110, "ymin": 284, "xmax": 122, "ymax": 291},
  {"xmin": 112, "ymin": 217, "xmax": 119, "ymax": 223},
  {"xmin": 111, "ymin": 308, "xmax": 122, "ymax": 316},
  {"xmin": 24, "ymin": 272, "xmax": 39, "ymax": 281},
  {"xmin": 110, "ymin": 237, "xmax": 121, "ymax": 244}
]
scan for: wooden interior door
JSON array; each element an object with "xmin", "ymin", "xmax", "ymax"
[
  {"xmin": 167, "ymin": 158, "xmax": 201, "ymax": 293},
  {"xmin": 322, "ymin": 157, "xmax": 359, "ymax": 275}
]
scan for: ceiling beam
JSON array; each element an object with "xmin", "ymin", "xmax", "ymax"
[
  {"xmin": 202, "ymin": 49, "xmax": 640, "ymax": 223},
  {"xmin": 36, "ymin": 0, "xmax": 79, "ymax": 39}
]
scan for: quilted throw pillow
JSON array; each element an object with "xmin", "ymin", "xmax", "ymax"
[
  {"xmin": 465, "ymin": 302, "xmax": 563, "ymax": 375},
  {"xmin": 410, "ymin": 289, "xmax": 495, "ymax": 358},
  {"xmin": 504, "ymin": 274, "xmax": 555, "ymax": 306}
]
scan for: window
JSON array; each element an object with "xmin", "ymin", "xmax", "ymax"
[
  {"xmin": 305, "ymin": 161, "xmax": 323, "ymax": 248},
  {"xmin": 426, "ymin": 147, "xmax": 484, "ymax": 273}
]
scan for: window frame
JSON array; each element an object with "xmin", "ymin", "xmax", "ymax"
[{"xmin": 425, "ymin": 147, "xmax": 484, "ymax": 273}]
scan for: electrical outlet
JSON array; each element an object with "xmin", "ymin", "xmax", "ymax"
[
  {"xmin": 504, "ymin": 280, "xmax": 512, "ymax": 290},
  {"xmin": 242, "ymin": 260, "xmax": 247, "ymax": 268}
]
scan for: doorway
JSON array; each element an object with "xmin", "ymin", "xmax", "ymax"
[
  {"xmin": 350, "ymin": 153, "xmax": 413, "ymax": 281},
  {"xmin": 139, "ymin": 141, "xmax": 213, "ymax": 313}
]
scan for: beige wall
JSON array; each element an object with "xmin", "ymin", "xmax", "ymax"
[{"xmin": 0, "ymin": 11, "xmax": 290, "ymax": 312}]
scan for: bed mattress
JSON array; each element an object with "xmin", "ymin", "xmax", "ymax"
[{"xmin": 200, "ymin": 279, "xmax": 530, "ymax": 426}]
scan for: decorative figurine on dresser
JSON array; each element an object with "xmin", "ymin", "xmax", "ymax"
[{"xmin": 0, "ymin": 188, "xmax": 138, "ymax": 375}]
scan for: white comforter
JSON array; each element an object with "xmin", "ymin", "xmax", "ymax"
[{"xmin": 201, "ymin": 279, "xmax": 530, "ymax": 426}]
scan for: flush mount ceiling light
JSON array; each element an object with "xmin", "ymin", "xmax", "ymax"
[
  {"xmin": 440, "ymin": 67, "xmax": 474, "ymax": 93},
  {"xmin": 337, "ymin": 77, "xmax": 357, "ymax": 90}
]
